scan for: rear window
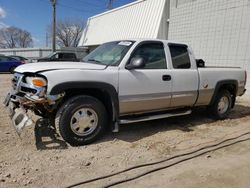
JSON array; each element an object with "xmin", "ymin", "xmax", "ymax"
[{"xmin": 169, "ymin": 45, "xmax": 191, "ymax": 69}]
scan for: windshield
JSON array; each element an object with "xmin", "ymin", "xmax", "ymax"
[
  {"xmin": 83, "ymin": 41, "xmax": 134, "ymax": 66},
  {"xmin": 45, "ymin": 52, "xmax": 57, "ymax": 58}
]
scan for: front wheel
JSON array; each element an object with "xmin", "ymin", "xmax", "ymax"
[
  {"xmin": 56, "ymin": 95, "xmax": 107, "ymax": 146},
  {"xmin": 208, "ymin": 90, "xmax": 232, "ymax": 120}
]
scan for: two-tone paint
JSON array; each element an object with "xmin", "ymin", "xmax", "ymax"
[{"xmin": 13, "ymin": 39, "xmax": 247, "ymax": 123}]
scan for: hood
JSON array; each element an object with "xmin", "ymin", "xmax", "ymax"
[{"xmin": 15, "ymin": 61, "xmax": 106, "ymax": 73}]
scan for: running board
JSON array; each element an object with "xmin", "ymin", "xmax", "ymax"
[{"xmin": 119, "ymin": 109, "xmax": 192, "ymax": 124}]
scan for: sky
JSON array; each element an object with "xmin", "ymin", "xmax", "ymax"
[{"xmin": 0, "ymin": 0, "xmax": 134, "ymax": 47}]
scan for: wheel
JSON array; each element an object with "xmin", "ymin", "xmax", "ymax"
[
  {"xmin": 56, "ymin": 95, "xmax": 107, "ymax": 146},
  {"xmin": 9, "ymin": 66, "xmax": 17, "ymax": 74},
  {"xmin": 208, "ymin": 90, "xmax": 232, "ymax": 120}
]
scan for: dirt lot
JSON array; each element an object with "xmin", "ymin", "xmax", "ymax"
[{"xmin": 1, "ymin": 73, "xmax": 250, "ymax": 188}]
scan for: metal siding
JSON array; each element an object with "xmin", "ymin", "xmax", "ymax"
[
  {"xmin": 79, "ymin": 0, "xmax": 167, "ymax": 46},
  {"xmin": 169, "ymin": 0, "xmax": 250, "ymax": 93},
  {"xmin": 0, "ymin": 48, "xmax": 52, "ymax": 58}
]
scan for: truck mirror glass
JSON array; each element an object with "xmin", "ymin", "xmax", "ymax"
[{"xmin": 126, "ymin": 57, "xmax": 146, "ymax": 70}]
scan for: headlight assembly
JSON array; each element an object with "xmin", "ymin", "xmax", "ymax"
[{"xmin": 25, "ymin": 77, "xmax": 47, "ymax": 87}]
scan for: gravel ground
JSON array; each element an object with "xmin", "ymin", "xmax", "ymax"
[{"xmin": 1, "ymin": 73, "xmax": 250, "ymax": 188}]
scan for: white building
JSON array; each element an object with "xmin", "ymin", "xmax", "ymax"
[
  {"xmin": 79, "ymin": 0, "xmax": 250, "ymax": 91},
  {"xmin": 78, "ymin": 0, "xmax": 170, "ymax": 49},
  {"xmin": 169, "ymin": 0, "xmax": 250, "ymax": 91}
]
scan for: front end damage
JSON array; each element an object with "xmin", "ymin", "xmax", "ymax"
[{"xmin": 3, "ymin": 73, "xmax": 64, "ymax": 134}]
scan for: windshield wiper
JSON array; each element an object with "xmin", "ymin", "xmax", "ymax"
[
  {"xmin": 86, "ymin": 58, "xmax": 111, "ymax": 69},
  {"xmin": 87, "ymin": 59, "xmax": 105, "ymax": 65}
]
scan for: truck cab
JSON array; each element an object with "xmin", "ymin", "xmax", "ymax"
[{"xmin": 117, "ymin": 40, "xmax": 199, "ymax": 114}]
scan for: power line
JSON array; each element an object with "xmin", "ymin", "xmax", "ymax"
[
  {"xmin": 38, "ymin": 0, "xmax": 104, "ymax": 14},
  {"xmin": 71, "ymin": 0, "xmax": 105, "ymax": 8},
  {"xmin": 66, "ymin": 131, "xmax": 250, "ymax": 187},
  {"xmin": 57, "ymin": 2, "xmax": 104, "ymax": 13}
]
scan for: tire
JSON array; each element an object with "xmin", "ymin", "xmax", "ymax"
[
  {"xmin": 9, "ymin": 66, "xmax": 16, "ymax": 74},
  {"xmin": 56, "ymin": 95, "xmax": 107, "ymax": 146},
  {"xmin": 208, "ymin": 89, "xmax": 232, "ymax": 120}
]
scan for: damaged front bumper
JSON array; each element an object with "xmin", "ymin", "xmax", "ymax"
[
  {"xmin": 3, "ymin": 73, "xmax": 64, "ymax": 135},
  {"xmin": 3, "ymin": 92, "xmax": 33, "ymax": 135}
]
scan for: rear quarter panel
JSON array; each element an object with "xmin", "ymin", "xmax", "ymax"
[{"xmin": 196, "ymin": 67, "xmax": 246, "ymax": 106}]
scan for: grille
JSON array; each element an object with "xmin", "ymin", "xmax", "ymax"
[
  {"xmin": 11, "ymin": 74, "xmax": 22, "ymax": 91},
  {"xmin": 20, "ymin": 86, "xmax": 37, "ymax": 94}
]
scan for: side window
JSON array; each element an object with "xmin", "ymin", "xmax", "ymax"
[
  {"xmin": 7, "ymin": 57, "xmax": 15, "ymax": 61},
  {"xmin": 63, "ymin": 53, "xmax": 76, "ymax": 59},
  {"xmin": 130, "ymin": 42, "xmax": 167, "ymax": 69},
  {"xmin": 58, "ymin": 53, "xmax": 63, "ymax": 59},
  {"xmin": 51, "ymin": 53, "xmax": 59, "ymax": 59},
  {"xmin": 0, "ymin": 56, "xmax": 7, "ymax": 62},
  {"xmin": 169, "ymin": 45, "xmax": 191, "ymax": 69}
]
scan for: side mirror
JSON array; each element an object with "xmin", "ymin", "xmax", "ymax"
[
  {"xmin": 126, "ymin": 57, "xmax": 146, "ymax": 70},
  {"xmin": 196, "ymin": 59, "xmax": 205, "ymax": 68}
]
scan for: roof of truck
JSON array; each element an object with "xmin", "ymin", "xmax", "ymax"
[{"xmin": 91, "ymin": 38, "xmax": 189, "ymax": 47}]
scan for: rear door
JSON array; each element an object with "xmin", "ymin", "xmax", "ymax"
[
  {"xmin": 118, "ymin": 41, "xmax": 173, "ymax": 115},
  {"xmin": 167, "ymin": 44, "xmax": 199, "ymax": 107}
]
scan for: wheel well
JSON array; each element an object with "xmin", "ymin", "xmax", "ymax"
[
  {"xmin": 62, "ymin": 88, "xmax": 114, "ymax": 122},
  {"xmin": 219, "ymin": 84, "xmax": 236, "ymax": 96},
  {"xmin": 218, "ymin": 84, "xmax": 237, "ymax": 107}
]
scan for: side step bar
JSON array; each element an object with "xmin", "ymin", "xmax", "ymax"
[{"xmin": 119, "ymin": 109, "xmax": 192, "ymax": 124}]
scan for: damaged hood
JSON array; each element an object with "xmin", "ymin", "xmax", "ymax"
[{"xmin": 15, "ymin": 61, "xmax": 106, "ymax": 73}]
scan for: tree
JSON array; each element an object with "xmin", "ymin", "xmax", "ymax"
[
  {"xmin": 0, "ymin": 26, "xmax": 33, "ymax": 48},
  {"xmin": 48, "ymin": 18, "xmax": 85, "ymax": 47}
]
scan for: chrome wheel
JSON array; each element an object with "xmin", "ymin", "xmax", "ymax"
[
  {"xmin": 70, "ymin": 108, "xmax": 98, "ymax": 136},
  {"xmin": 217, "ymin": 96, "xmax": 229, "ymax": 114}
]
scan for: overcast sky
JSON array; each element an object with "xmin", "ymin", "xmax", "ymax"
[{"xmin": 0, "ymin": 0, "xmax": 134, "ymax": 47}]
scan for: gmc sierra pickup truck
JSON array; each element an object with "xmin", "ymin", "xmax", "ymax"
[{"xmin": 3, "ymin": 39, "xmax": 247, "ymax": 146}]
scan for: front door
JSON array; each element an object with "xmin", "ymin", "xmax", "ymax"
[{"xmin": 119, "ymin": 41, "xmax": 172, "ymax": 115}]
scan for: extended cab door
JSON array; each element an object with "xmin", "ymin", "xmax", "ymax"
[
  {"xmin": 118, "ymin": 41, "xmax": 172, "ymax": 115},
  {"xmin": 167, "ymin": 44, "xmax": 199, "ymax": 107}
]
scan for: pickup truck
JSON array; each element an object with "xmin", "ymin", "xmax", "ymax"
[
  {"xmin": 3, "ymin": 39, "xmax": 247, "ymax": 146},
  {"xmin": 37, "ymin": 52, "xmax": 78, "ymax": 62}
]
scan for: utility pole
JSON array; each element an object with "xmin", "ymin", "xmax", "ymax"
[
  {"xmin": 45, "ymin": 32, "xmax": 48, "ymax": 47},
  {"xmin": 107, "ymin": 0, "xmax": 113, "ymax": 10},
  {"xmin": 50, "ymin": 0, "xmax": 56, "ymax": 52}
]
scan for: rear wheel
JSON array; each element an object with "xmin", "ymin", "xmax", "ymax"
[
  {"xmin": 56, "ymin": 95, "xmax": 107, "ymax": 146},
  {"xmin": 208, "ymin": 90, "xmax": 232, "ymax": 120}
]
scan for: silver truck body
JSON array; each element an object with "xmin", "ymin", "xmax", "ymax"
[{"xmin": 4, "ymin": 39, "xmax": 247, "ymax": 145}]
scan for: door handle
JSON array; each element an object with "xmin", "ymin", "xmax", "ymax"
[{"xmin": 162, "ymin": 75, "xmax": 171, "ymax": 81}]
